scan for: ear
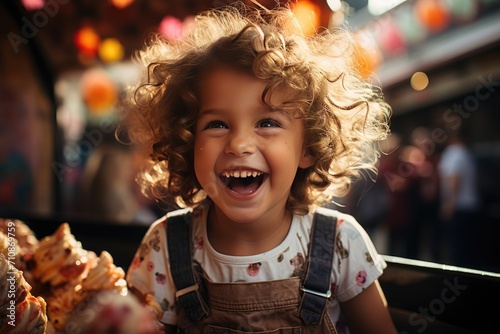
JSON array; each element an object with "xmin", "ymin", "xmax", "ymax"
[{"xmin": 298, "ymin": 150, "xmax": 314, "ymax": 169}]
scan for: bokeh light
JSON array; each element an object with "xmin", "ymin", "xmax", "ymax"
[
  {"xmin": 410, "ymin": 71, "xmax": 429, "ymax": 91},
  {"xmin": 74, "ymin": 26, "xmax": 101, "ymax": 57},
  {"xmin": 110, "ymin": 0, "xmax": 134, "ymax": 9},
  {"xmin": 414, "ymin": 0, "xmax": 450, "ymax": 32},
  {"xmin": 292, "ymin": 0, "xmax": 321, "ymax": 36},
  {"xmin": 80, "ymin": 69, "xmax": 119, "ymax": 116},
  {"xmin": 352, "ymin": 34, "xmax": 383, "ymax": 79},
  {"xmin": 21, "ymin": 0, "xmax": 45, "ymax": 10},
  {"xmin": 99, "ymin": 38, "xmax": 125, "ymax": 63},
  {"xmin": 158, "ymin": 16, "xmax": 183, "ymax": 40}
]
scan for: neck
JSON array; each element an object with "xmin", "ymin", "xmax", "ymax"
[{"xmin": 207, "ymin": 205, "xmax": 293, "ymax": 256}]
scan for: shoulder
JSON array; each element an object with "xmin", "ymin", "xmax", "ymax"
[
  {"xmin": 320, "ymin": 209, "xmax": 387, "ymax": 301},
  {"xmin": 137, "ymin": 207, "xmax": 194, "ymax": 248},
  {"xmin": 166, "ymin": 207, "xmax": 193, "ymax": 220},
  {"xmin": 314, "ymin": 207, "xmax": 365, "ymax": 236},
  {"xmin": 148, "ymin": 207, "xmax": 193, "ymax": 230},
  {"xmin": 304, "ymin": 207, "xmax": 373, "ymax": 250},
  {"xmin": 315, "ymin": 207, "xmax": 385, "ymax": 267},
  {"xmin": 296, "ymin": 207, "xmax": 366, "ymax": 240}
]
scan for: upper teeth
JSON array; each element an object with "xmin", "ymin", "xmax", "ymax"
[{"xmin": 222, "ymin": 171, "xmax": 262, "ymax": 178}]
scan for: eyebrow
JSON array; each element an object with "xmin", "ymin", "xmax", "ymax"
[
  {"xmin": 198, "ymin": 106, "xmax": 293, "ymax": 120},
  {"xmin": 196, "ymin": 108, "xmax": 224, "ymax": 121},
  {"xmin": 198, "ymin": 108, "xmax": 220, "ymax": 115}
]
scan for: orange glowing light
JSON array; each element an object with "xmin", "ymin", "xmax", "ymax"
[
  {"xmin": 81, "ymin": 69, "xmax": 119, "ymax": 115},
  {"xmin": 414, "ymin": 0, "xmax": 450, "ymax": 32},
  {"xmin": 74, "ymin": 26, "xmax": 101, "ymax": 57},
  {"xmin": 292, "ymin": 1, "xmax": 321, "ymax": 36},
  {"xmin": 352, "ymin": 36, "xmax": 382, "ymax": 79},
  {"xmin": 110, "ymin": 0, "xmax": 134, "ymax": 9},
  {"xmin": 99, "ymin": 38, "xmax": 124, "ymax": 63}
]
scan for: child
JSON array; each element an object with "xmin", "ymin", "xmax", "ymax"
[{"xmin": 120, "ymin": 3, "xmax": 397, "ymax": 333}]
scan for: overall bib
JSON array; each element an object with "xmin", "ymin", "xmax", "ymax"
[{"xmin": 167, "ymin": 211, "xmax": 338, "ymax": 333}]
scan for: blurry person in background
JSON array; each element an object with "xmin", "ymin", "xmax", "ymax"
[
  {"xmin": 407, "ymin": 126, "xmax": 442, "ymax": 262},
  {"xmin": 80, "ymin": 144, "xmax": 160, "ymax": 224},
  {"xmin": 438, "ymin": 124, "xmax": 480, "ymax": 268},
  {"xmin": 343, "ymin": 173, "xmax": 390, "ymax": 252},
  {"xmin": 80, "ymin": 144, "xmax": 138, "ymax": 223},
  {"xmin": 377, "ymin": 133, "xmax": 416, "ymax": 258}
]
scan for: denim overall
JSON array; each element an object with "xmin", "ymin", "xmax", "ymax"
[{"xmin": 167, "ymin": 211, "xmax": 338, "ymax": 333}]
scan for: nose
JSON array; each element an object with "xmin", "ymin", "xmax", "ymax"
[{"xmin": 224, "ymin": 129, "xmax": 256, "ymax": 156}]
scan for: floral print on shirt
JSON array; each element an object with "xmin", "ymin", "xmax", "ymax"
[
  {"xmin": 290, "ymin": 252, "xmax": 305, "ymax": 276},
  {"xmin": 130, "ymin": 256, "xmax": 141, "ymax": 269},
  {"xmin": 277, "ymin": 246, "xmax": 290, "ymax": 263},
  {"xmin": 149, "ymin": 230, "xmax": 161, "ymax": 252},
  {"xmin": 155, "ymin": 272, "xmax": 167, "ymax": 285},
  {"xmin": 139, "ymin": 243, "xmax": 151, "ymax": 260},
  {"xmin": 194, "ymin": 236, "xmax": 204, "ymax": 250},
  {"xmin": 126, "ymin": 205, "xmax": 387, "ymax": 329},
  {"xmin": 147, "ymin": 261, "xmax": 154, "ymax": 272},
  {"xmin": 247, "ymin": 263, "xmax": 261, "ymax": 276},
  {"xmin": 355, "ymin": 271, "xmax": 367, "ymax": 286},
  {"xmin": 365, "ymin": 251, "xmax": 373, "ymax": 263}
]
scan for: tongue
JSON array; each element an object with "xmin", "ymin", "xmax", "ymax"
[{"xmin": 229, "ymin": 178, "xmax": 260, "ymax": 194}]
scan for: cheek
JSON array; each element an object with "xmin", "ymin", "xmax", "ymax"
[
  {"xmin": 265, "ymin": 142, "xmax": 302, "ymax": 175},
  {"xmin": 194, "ymin": 146, "xmax": 221, "ymax": 199},
  {"xmin": 194, "ymin": 135, "xmax": 208, "ymax": 159},
  {"xmin": 273, "ymin": 137, "xmax": 304, "ymax": 163},
  {"xmin": 194, "ymin": 146, "xmax": 207, "ymax": 174},
  {"xmin": 194, "ymin": 141, "xmax": 215, "ymax": 178}
]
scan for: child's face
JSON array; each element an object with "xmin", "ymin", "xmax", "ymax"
[{"xmin": 194, "ymin": 66, "xmax": 313, "ymax": 224}]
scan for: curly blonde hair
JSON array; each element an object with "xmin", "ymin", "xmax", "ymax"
[{"xmin": 118, "ymin": 3, "xmax": 391, "ymax": 215}]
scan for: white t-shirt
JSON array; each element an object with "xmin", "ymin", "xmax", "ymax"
[
  {"xmin": 126, "ymin": 202, "xmax": 386, "ymax": 333},
  {"xmin": 438, "ymin": 144, "xmax": 479, "ymax": 210}
]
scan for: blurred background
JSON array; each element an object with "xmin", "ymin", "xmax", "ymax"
[{"xmin": 1, "ymin": 0, "xmax": 499, "ymax": 272}]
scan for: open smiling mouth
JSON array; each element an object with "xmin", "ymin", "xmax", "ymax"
[{"xmin": 219, "ymin": 170, "xmax": 267, "ymax": 194}]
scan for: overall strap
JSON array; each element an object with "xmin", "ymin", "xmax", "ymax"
[
  {"xmin": 299, "ymin": 208, "xmax": 337, "ymax": 325},
  {"xmin": 166, "ymin": 211, "xmax": 209, "ymax": 322}
]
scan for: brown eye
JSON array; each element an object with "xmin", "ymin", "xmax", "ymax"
[
  {"xmin": 204, "ymin": 120, "xmax": 227, "ymax": 129},
  {"xmin": 258, "ymin": 118, "xmax": 280, "ymax": 128}
]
